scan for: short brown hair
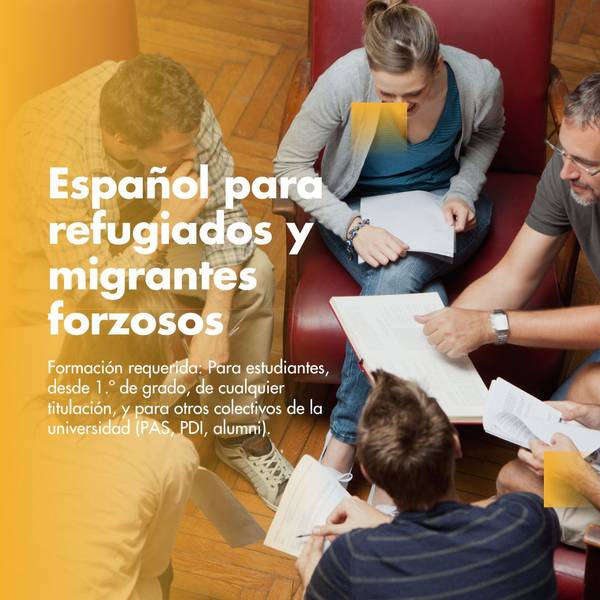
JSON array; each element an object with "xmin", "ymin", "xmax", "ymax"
[
  {"xmin": 363, "ymin": 0, "xmax": 440, "ymax": 74},
  {"xmin": 357, "ymin": 371, "xmax": 456, "ymax": 511},
  {"xmin": 99, "ymin": 54, "xmax": 204, "ymax": 148}
]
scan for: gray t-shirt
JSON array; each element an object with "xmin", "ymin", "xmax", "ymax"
[{"xmin": 526, "ymin": 154, "xmax": 600, "ymax": 281}]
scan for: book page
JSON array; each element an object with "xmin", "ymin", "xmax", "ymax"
[
  {"xmin": 483, "ymin": 378, "xmax": 561, "ymax": 446},
  {"xmin": 484, "ymin": 378, "xmax": 600, "ymax": 456},
  {"xmin": 519, "ymin": 415, "xmax": 600, "ymax": 457},
  {"xmin": 360, "ymin": 190, "xmax": 455, "ymax": 262},
  {"xmin": 330, "ymin": 293, "xmax": 487, "ymax": 420},
  {"xmin": 264, "ymin": 455, "xmax": 350, "ymax": 557}
]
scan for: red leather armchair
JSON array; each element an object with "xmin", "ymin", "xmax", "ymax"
[
  {"xmin": 273, "ymin": 0, "xmax": 596, "ymax": 598},
  {"xmin": 275, "ymin": 0, "xmax": 572, "ymax": 398}
]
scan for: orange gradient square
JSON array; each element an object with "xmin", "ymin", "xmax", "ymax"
[{"xmin": 351, "ymin": 102, "xmax": 408, "ymax": 154}]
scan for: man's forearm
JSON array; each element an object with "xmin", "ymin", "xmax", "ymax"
[
  {"xmin": 505, "ymin": 306, "xmax": 600, "ymax": 350},
  {"xmin": 452, "ymin": 224, "xmax": 564, "ymax": 311},
  {"xmin": 453, "ymin": 268, "xmax": 540, "ymax": 311},
  {"xmin": 566, "ymin": 458, "xmax": 600, "ymax": 511}
]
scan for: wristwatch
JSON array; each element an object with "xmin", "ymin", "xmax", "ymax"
[{"xmin": 490, "ymin": 310, "xmax": 510, "ymax": 345}]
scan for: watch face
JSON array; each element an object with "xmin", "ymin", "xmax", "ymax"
[{"xmin": 491, "ymin": 312, "xmax": 509, "ymax": 332}]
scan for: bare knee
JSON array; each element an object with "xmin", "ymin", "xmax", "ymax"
[
  {"xmin": 497, "ymin": 459, "xmax": 543, "ymax": 497},
  {"xmin": 568, "ymin": 363, "xmax": 600, "ymax": 406},
  {"xmin": 497, "ymin": 460, "xmax": 522, "ymax": 496}
]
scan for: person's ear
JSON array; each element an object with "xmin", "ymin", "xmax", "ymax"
[
  {"xmin": 452, "ymin": 432, "xmax": 462, "ymax": 459},
  {"xmin": 434, "ymin": 54, "xmax": 444, "ymax": 74},
  {"xmin": 360, "ymin": 463, "xmax": 373, "ymax": 484},
  {"xmin": 113, "ymin": 132, "xmax": 136, "ymax": 151}
]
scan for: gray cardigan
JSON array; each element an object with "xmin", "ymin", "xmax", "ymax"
[{"xmin": 274, "ymin": 45, "xmax": 505, "ymax": 239}]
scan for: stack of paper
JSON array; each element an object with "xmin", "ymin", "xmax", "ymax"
[
  {"xmin": 330, "ymin": 293, "xmax": 488, "ymax": 422},
  {"xmin": 264, "ymin": 455, "xmax": 350, "ymax": 557},
  {"xmin": 484, "ymin": 378, "xmax": 600, "ymax": 457},
  {"xmin": 360, "ymin": 190, "xmax": 455, "ymax": 262}
]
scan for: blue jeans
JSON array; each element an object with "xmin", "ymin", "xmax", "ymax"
[
  {"xmin": 551, "ymin": 349, "xmax": 600, "ymax": 400},
  {"xmin": 320, "ymin": 193, "xmax": 493, "ymax": 444}
]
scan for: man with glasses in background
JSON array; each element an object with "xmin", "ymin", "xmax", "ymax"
[
  {"xmin": 416, "ymin": 72, "xmax": 600, "ymax": 382},
  {"xmin": 415, "ymin": 72, "xmax": 600, "ymax": 548}
]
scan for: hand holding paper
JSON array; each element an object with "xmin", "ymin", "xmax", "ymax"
[
  {"xmin": 264, "ymin": 455, "xmax": 350, "ymax": 557},
  {"xmin": 442, "ymin": 197, "xmax": 477, "ymax": 233},
  {"xmin": 484, "ymin": 378, "xmax": 600, "ymax": 457},
  {"xmin": 360, "ymin": 190, "xmax": 456, "ymax": 262}
]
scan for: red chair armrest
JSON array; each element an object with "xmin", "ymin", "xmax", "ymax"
[{"xmin": 584, "ymin": 523, "xmax": 600, "ymax": 599}]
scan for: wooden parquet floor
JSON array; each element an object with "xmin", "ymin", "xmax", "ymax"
[{"xmin": 134, "ymin": 1, "xmax": 600, "ymax": 598}]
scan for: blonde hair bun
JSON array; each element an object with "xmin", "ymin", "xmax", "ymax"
[
  {"xmin": 363, "ymin": 0, "xmax": 439, "ymax": 74},
  {"xmin": 364, "ymin": 0, "xmax": 409, "ymax": 26}
]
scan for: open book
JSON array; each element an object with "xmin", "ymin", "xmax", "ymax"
[
  {"xmin": 330, "ymin": 293, "xmax": 487, "ymax": 422},
  {"xmin": 360, "ymin": 190, "xmax": 455, "ymax": 262},
  {"xmin": 264, "ymin": 455, "xmax": 350, "ymax": 557},
  {"xmin": 484, "ymin": 378, "xmax": 600, "ymax": 457}
]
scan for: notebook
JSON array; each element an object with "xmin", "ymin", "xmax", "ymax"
[
  {"xmin": 329, "ymin": 292, "xmax": 488, "ymax": 422},
  {"xmin": 264, "ymin": 455, "xmax": 350, "ymax": 557},
  {"xmin": 359, "ymin": 190, "xmax": 455, "ymax": 262}
]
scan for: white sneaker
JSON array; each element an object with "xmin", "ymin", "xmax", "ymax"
[
  {"xmin": 319, "ymin": 430, "xmax": 353, "ymax": 489},
  {"xmin": 215, "ymin": 436, "xmax": 293, "ymax": 511}
]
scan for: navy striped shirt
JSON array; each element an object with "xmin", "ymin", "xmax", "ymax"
[{"xmin": 306, "ymin": 493, "xmax": 559, "ymax": 600}]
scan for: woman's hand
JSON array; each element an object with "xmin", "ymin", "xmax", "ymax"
[
  {"xmin": 443, "ymin": 198, "xmax": 476, "ymax": 233},
  {"xmin": 349, "ymin": 219, "xmax": 409, "ymax": 267}
]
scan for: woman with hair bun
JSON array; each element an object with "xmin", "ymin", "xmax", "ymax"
[{"xmin": 275, "ymin": 0, "xmax": 504, "ymax": 493}]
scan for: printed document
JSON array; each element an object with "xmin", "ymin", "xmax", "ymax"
[
  {"xmin": 484, "ymin": 378, "xmax": 600, "ymax": 457},
  {"xmin": 330, "ymin": 293, "xmax": 487, "ymax": 422},
  {"xmin": 360, "ymin": 190, "xmax": 455, "ymax": 262},
  {"xmin": 264, "ymin": 455, "xmax": 350, "ymax": 557}
]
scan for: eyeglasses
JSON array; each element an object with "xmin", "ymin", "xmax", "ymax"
[{"xmin": 545, "ymin": 139, "xmax": 600, "ymax": 177}]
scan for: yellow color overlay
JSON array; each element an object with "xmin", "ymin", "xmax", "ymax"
[
  {"xmin": 544, "ymin": 452, "xmax": 592, "ymax": 508},
  {"xmin": 351, "ymin": 102, "xmax": 408, "ymax": 155}
]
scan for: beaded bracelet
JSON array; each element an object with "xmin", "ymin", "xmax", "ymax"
[{"xmin": 345, "ymin": 218, "xmax": 370, "ymax": 259}]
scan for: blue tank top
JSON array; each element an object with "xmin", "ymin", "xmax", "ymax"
[{"xmin": 351, "ymin": 63, "xmax": 462, "ymax": 197}]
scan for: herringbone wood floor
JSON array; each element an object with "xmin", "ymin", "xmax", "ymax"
[{"xmin": 134, "ymin": 1, "xmax": 600, "ymax": 597}]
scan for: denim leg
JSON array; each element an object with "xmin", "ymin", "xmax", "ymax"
[
  {"xmin": 322, "ymin": 193, "xmax": 493, "ymax": 444},
  {"xmin": 550, "ymin": 349, "xmax": 600, "ymax": 400}
]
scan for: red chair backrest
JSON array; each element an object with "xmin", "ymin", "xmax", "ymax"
[{"xmin": 310, "ymin": 0, "xmax": 554, "ymax": 176}]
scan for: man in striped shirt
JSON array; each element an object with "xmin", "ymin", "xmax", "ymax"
[{"xmin": 297, "ymin": 371, "xmax": 559, "ymax": 599}]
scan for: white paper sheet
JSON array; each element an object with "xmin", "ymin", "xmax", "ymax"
[
  {"xmin": 330, "ymin": 293, "xmax": 488, "ymax": 421},
  {"xmin": 484, "ymin": 378, "xmax": 600, "ymax": 457},
  {"xmin": 264, "ymin": 455, "xmax": 350, "ymax": 557},
  {"xmin": 359, "ymin": 190, "xmax": 455, "ymax": 263}
]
